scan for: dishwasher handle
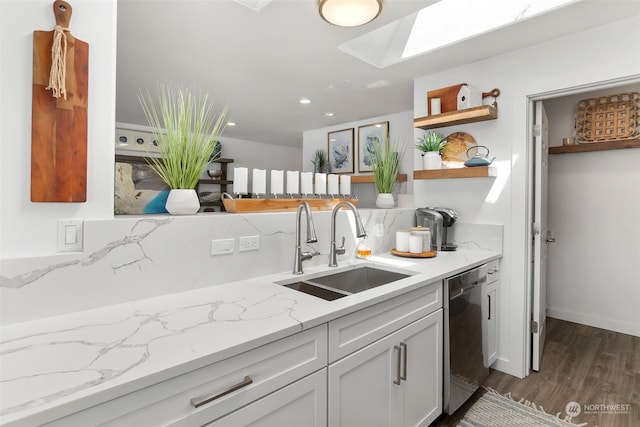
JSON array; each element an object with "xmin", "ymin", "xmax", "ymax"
[{"xmin": 449, "ymin": 279, "xmax": 484, "ymax": 300}]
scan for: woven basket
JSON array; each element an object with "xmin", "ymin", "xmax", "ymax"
[{"xmin": 575, "ymin": 92, "xmax": 639, "ymax": 143}]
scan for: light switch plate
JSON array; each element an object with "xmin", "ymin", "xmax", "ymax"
[
  {"xmin": 211, "ymin": 238, "xmax": 235, "ymax": 256},
  {"xmin": 58, "ymin": 219, "xmax": 84, "ymax": 252}
]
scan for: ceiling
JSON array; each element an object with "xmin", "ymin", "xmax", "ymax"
[{"xmin": 115, "ymin": 0, "xmax": 640, "ymax": 147}]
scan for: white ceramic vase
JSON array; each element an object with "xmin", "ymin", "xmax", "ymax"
[
  {"xmin": 165, "ymin": 189, "xmax": 200, "ymax": 215},
  {"xmin": 375, "ymin": 193, "xmax": 395, "ymax": 209},
  {"xmin": 422, "ymin": 151, "xmax": 442, "ymax": 170}
]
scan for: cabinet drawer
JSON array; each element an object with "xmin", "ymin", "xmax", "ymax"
[
  {"xmin": 46, "ymin": 325, "xmax": 327, "ymax": 427},
  {"xmin": 328, "ymin": 282, "xmax": 442, "ymax": 362},
  {"xmin": 207, "ymin": 369, "xmax": 327, "ymax": 427}
]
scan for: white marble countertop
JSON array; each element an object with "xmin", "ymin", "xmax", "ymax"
[{"xmin": 0, "ymin": 249, "xmax": 500, "ymax": 426}]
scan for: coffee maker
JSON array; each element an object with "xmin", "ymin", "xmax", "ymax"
[
  {"xmin": 415, "ymin": 207, "xmax": 459, "ymax": 251},
  {"xmin": 432, "ymin": 207, "xmax": 459, "ymax": 251}
]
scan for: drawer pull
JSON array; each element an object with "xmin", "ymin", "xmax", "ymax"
[
  {"xmin": 190, "ymin": 376, "xmax": 253, "ymax": 408},
  {"xmin": 393, "ymin": 345, "xmax": 402, "ymax": 385}
]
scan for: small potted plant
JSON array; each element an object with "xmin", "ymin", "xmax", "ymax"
[
  {"xmin": 370, "ymin": 138, "xmax": 403, "ymax": 208},
  {"xmin": 311, "ymin": 149, "xmax": 328, "ymax": 173},
  {"xmin": 139, "ymin": 84, "xmax": 228, "ymax": 215},
  {"xmin": 415, "ymin": 131, "xmax": 446, "ymax": 170}
]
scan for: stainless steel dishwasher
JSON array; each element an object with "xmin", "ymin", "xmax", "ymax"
[{"xmin": 443, "ymin": 263, "xmax": 489, "ymax": 414}]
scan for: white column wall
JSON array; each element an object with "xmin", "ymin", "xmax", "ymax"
[{"xmin": 412, "ymin": 16, "xmax": 640, "ymax": 378}]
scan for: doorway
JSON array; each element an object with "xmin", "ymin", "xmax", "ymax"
[{"xmin": 525, "ymin": 77, "xmax": 640, "ymax": 374}]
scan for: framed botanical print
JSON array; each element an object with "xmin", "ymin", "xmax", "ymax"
[
  {"xmin": 358, "ymin": 121, "xmax": 389, "ymax": 172},
  {"xmin": 328, "ymin": 128, "xmax": 354, "ymax": 173}
]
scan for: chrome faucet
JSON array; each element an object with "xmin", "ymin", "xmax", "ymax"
[
  {"xmin": 329, "ymin": 201, "xmax": 366, "ymax": 267},
  {"xmin": 293, "ymin": 201, "xmax": 319, "ymax": 275}
]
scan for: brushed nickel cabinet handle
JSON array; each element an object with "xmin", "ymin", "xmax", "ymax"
[
  {"xmin": 393, "ymin": 345, "xmax": 402, "ymax": 385},
  {"xmin": 190, "ymin": 376, "xmax": 253, "ymax": 408},
  {"xmin": 400, "ymin": 342, "xmax": 407, "ymax": 381}
]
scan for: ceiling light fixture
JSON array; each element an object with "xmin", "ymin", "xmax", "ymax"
[
  {"xmin": 299, "ymin": 98, "xmax": 312, "ymax": 104},
  {"xmin": 318, "ymin": 0, "xmax": 382, "ymax": 27}
]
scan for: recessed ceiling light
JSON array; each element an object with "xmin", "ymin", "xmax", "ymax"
[
  {"xmin": 299, "ymin": 98, "xmax": 312, "ymax": 104},
  {"xmin": 324, "ymin": 112, "xmax": 334, "ymax": 117},
  {"xmin": 227, "ymin": 122, "xmax": 237, "ymax": 126}
]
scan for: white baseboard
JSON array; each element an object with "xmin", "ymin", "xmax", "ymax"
[{"xmin": 547, "ymin": 308, "xmax": 640, "ymax": 337}]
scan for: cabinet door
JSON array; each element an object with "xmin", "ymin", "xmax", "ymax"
[
  {"xmin": 328, "ymin": 310, "xmax": 443, "ymax": 427},
  {"xmin": 208, "ymin": 369, "xmax": 327, "ymax": 427},
  {"xmin": 482, "ymin": 281, "xmax": 498, "ymax": 367},
  {"xmin": 395, "ymin": 310, "xmax": 443, "ymax": 427},
  {"xmin": 328, "ymin": 331, "xmax": 397, "ymax": 427}
]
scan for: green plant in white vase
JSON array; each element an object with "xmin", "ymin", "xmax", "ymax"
[
  {"xmin": 370, "ymin": 138, "xmax": 404, "ymax": 208},
  {"xmin": 415, "ymin": 131, "xmax": 446, "ymax": 170},
  {"xmin": 139, "ymin": 84, "xmax": 228, "ymax": 215}
]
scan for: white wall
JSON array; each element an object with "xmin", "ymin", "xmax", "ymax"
[
  {"xmin": 0, "ymin": 0, "xmax": 118, "ymax": 258},
  {"xmin": 303, "ymin": 111, "xmax": 414, "ymax": 208},
  {"xmin": 544, "ymin": 85, "xmax": 640, "ymax": 337},
  {"xmin": 412, "ymin": 16, "xmax": 640, "ymax": 378}
]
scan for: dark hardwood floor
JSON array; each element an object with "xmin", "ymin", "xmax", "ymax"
[{"xmin": 435, "ymin": 317, "xmax": 640, "ymax": 427}]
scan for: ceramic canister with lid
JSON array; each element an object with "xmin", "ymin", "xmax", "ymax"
[{"xmin": 409, "ymin": 226, "xmax": 431, "ymax": 253}]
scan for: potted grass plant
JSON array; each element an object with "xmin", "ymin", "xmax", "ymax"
[
  {"xmin": 311, "ymin": 149, "xmax": 328, "ymax": 173},
  {"xmin": 370, "ymin": 138, "xmax": 403, "ymax": 208},
  {"xmin": 139, "ymin": 84, "xmax": 228, "ymax": 215},
  {"xmin": 415, "ymin": 131, "xmax": 446, "ymax": 170}
]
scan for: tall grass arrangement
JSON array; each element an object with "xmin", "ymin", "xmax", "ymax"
[
  {"xmin": 139, "ymin": 84, "xmax": 228, "ymax": 189},
  {"xmin": 371, "ymin": 138, "xmax": 403, "ymax": 194}
]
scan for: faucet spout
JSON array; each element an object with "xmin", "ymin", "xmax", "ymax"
[
  {"xmin": 293, "ymin": 201, "xmax": 318, "ymax": 275},
  {"xmin": 329, "ymin": 201, "xmax": 366, "ymax": 268}
]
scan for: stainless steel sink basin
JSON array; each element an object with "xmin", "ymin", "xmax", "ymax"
[
  {"xmin": 283, "ymin": 281, "xmax": 347, "ymax": 301},
  {"xmin": 280, "ymin": 266, "xmax": 413, "ymax": 301},
  {"xmin": 311, "ymin": 267, "xmax": 411, "ymax": 294}
]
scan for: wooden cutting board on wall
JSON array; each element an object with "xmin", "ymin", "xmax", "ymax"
[{"xmin": 31, "ymin": 0, "xmax": 88, "ymax": 202}]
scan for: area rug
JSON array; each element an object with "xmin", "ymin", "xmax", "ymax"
[{"xmin": 458, "ymin": 388, "xmax": 587, "ymax": 427}]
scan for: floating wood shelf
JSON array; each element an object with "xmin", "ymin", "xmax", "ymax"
[
  {"xmin": 350, "ymin": 174, "xmax": 407, "ymax": 184},
  {"xmin": 414, "ymin": 105, "xmax": 498, "ymax": 130},
  {"xmin": 549, "ymin": 139, "xmax": 640, "ymax": 154},
  {"xmin": 222, "ymin": 197, "xmax": 359, "ymax": 213},
  {"xmin": 414, "ymin": 166, "xmax": 496, "ymax": 180}
]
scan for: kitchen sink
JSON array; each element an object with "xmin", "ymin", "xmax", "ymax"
[
  {"xmin": 280, "ymin": 266, "xmax": 414, "ymax": 301},
  {"xmin": 283, "ymin": 281, "xmax": 347, "ymax": 301}
]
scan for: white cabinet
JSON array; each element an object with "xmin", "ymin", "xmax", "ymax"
[
  {"xmin": 208, "ymin": 369, "xmax": 326, "ymax": 427},
  {"xmin": 328, "ymin": 311, "xmax": 442, "ymax": 427},
  {"xmin": 482, "ymin": 259, "xmax": 500, "ymax": 367},
  {"xmin": 327, "ymin": 282, "xmax": 443, "ymax": 427},
  {"xmin": 46, "ymin": 325, "xmax": 327, "ymax": 427}
]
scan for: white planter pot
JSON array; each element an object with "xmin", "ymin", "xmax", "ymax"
[
  {"xmin": 375, "ymin": 193, "xmax": 395, "ymax": 209},
  {"xmin": 422, "ymin": 152, "xmax": 442, "ymax": 170},
  {"xmin": 165, "ymin": 189, "xmax": 200, "ymax": 215}
]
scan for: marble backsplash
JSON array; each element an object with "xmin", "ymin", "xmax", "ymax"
[
  {"xmin": 0, "ymin": 209, "xmax": 418, "ymax": 325},
  {"xmin": 0, "ymin": 208, "xmax": 502, "ymax": 326}
]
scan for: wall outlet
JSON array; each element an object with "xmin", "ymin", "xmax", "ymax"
[
  {"xmin": 239, "ymin": 235, "xmax": 259, "ymax": 252},
  {"xmin": 211, "ymin": 238, "xmax": 235, "ymax": 256}
]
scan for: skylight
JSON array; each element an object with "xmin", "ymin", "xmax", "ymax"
[
  {"xmin": 403, "ymin": 0, "xmax": 578, "ymax": 60},
  {"xmin": 339, "ymin": 0, "xmax": 580, "ymax": 68}
]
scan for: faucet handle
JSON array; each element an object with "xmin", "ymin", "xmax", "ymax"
[
  {"xmin": 335, "ymin": 236, "xmax": 346, "ymax": 256},
  {"xmin": 301, "ymin": 250, "xmax": 320, "ymax": 261}
]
